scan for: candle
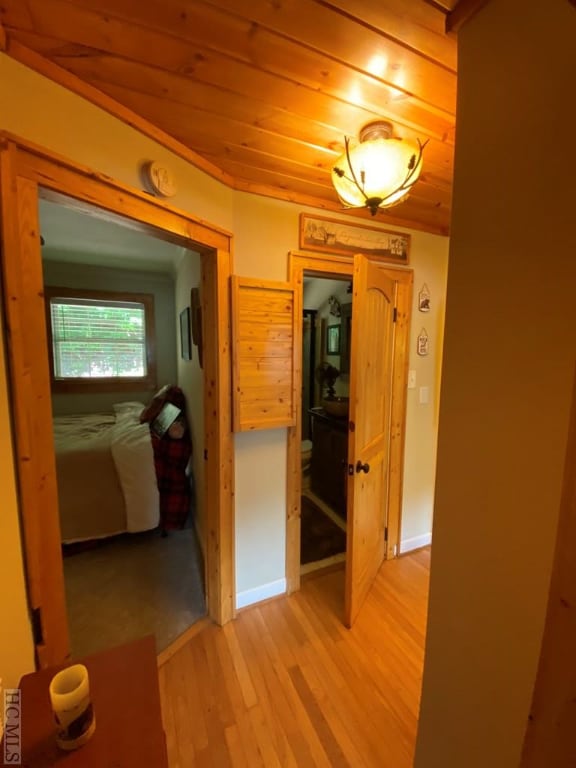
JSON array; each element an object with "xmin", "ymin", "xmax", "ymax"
[{"xmin": 49, "ymin": 664, "xmax": 96, "ymax": 751}]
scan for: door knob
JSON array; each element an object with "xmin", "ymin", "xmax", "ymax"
[{"xmin": 355, "ymin": 460, "xmax": 370, "ymax": 474}]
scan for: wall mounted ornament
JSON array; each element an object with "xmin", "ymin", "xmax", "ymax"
[
  {"xmin": 179, "ymin": 307, "xmax": 192, "ymax": 360},
  {"xmin": 328, "ymin": 295, "xmax": 341, "ymax": 317},
  {"xmin": 418, "ymin": 283, "xmax": 431, "ymax": 312},
  {"xmin": 417, "ymin": 328, "xmax": 430, "ymax": 356}
]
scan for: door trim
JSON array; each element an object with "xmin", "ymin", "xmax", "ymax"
[
  {"xmin": 285, "ymin": 250, "xmax": 413, "ymax": 595},
  {"xmin": 0, "ymin": 132, "xmax": 235, "ymax": 666}
]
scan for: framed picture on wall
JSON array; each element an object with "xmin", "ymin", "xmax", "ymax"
[
  {"xmin": 299, "ymin": 213, "xmax": 410, "ymax": 264},
  {"xmin": 190, "ymin": 287, "xmax": 203, "ymax": 368},
  {"xmin": 326, "ymin": 324, "xmax": 340, "ymax": 355},
  {"xmin": 190, "ymin": 287, "xmax": 201, "ymax": 345},
  {"xmin": 179, "ymin": 307, "xmax": 192, "ymax": 360}
]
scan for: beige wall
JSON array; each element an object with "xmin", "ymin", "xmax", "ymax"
[
  {"xmin": 415, "ymin": 0, "xmax": 576, "ymax": 765},
  {"xmin": 0, "ymin": 52, "xmax": 448, "ymax": 678}
]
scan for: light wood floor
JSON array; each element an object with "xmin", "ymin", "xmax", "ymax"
[{"xmin": 159, "ymin": 547, "xmax": 430, "ymax": 767}]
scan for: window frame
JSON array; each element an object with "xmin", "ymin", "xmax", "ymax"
[{"xmin": 45, "ymin": 286, "xmax": 157, "ymax": 394}]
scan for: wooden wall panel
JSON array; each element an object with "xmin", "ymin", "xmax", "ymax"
[{"xmin": 232, "ymin": 277, "xmax": 295, "ymax": 432}]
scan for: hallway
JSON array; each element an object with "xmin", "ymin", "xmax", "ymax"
[{"xmin": 158, "ymin": 548, "xmax": 430, "ymax": 767}]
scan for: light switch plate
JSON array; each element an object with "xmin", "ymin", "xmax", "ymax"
[
  {"xmin": 419, "ymin": 386, "xmax": 429, "ymax": 404},
  {"xmin": 408, "ymin": 370, "xmax": 416, "ymax": 389}
]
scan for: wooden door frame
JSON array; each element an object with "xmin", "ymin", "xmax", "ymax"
[
  {"xmin": 285, "ymin": 250, "xmax": 413, "ymax": 594},
  {"xmin": 0, "ymin": 132, "xmax": 235, "ymax": 667}
]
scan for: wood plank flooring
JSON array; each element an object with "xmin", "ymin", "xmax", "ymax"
[{"xmin": 159, "ymin": 547, "xmax": 430, "ymax": 767}]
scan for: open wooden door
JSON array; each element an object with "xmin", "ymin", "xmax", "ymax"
[{"xmin": 345, "ymin": 255, "xmax": 396, "ymax": 627}]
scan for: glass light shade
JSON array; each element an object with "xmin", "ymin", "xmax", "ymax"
[{"xmin": 332, "ymin": 134, "xmax": 424, "ymax": 213}]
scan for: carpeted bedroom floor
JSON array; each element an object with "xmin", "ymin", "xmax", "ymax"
[{"xmin": 63, "ymin": 525, "xmax": 206, "ymax": 659}]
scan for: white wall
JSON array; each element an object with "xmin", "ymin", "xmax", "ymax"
[
  {"xmin": 0, "ymin": 52, "xmax": 448, "ymax": 681},
  {"xmin": 401, "ymin": 234, "xmax": 447, "ymax": 545},
  {"xmin": 303, "ymin": 278, "xmax": 347, "ymax": 311},
  {"xmin": 415, "ymin": 1, "xmax": 576, "ymax": 765},
  {"xmin": 43, "ymin": 260, "xmax": 177, "ymax": 415},
  {"xmin": 174, "ymin": 250, "xmax": 205, "ymax": 542}
]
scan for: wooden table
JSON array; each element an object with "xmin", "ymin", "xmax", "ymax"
[{"xmin": 11, "ymin": 635, "xmax": 168, "ymax": 767}]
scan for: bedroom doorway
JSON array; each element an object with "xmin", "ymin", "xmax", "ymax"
[
  {"xmin": 0, "ymin": 134, "xmax": 234, "ymax": 668},
  {"xmin": 39, "ymin": 197, "xmax": 207, "ymax": 658}
]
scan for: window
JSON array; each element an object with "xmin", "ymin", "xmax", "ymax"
[{"xmin": 45, "ymin": 287, "xmax": 156, "ymax": 393}]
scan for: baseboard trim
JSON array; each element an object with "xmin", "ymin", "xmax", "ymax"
[
  {"xmin": 236, "ymin": 578, "xmax": 287, "ymax": 610},
  {"xmin": 400, "ymin": 532, "xmax": 432, "ymax": 554}
]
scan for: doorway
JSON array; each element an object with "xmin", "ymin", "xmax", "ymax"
[
  {"xmin": 39, "ymin": 196, "xmax": 207, "ymax": 657},
  {"xmin": 286, "ymin": 251, "xmax": 413, "ymax": 625},
  {"xmin": 0, "ymin": 133, "xmax": 234, "ymax": 667},
  {"xmin": 300, "ymin": 275, "xmax": 351, "ymax": 576}
]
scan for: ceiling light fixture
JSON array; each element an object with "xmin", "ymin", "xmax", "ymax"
[{"xmin": 331, "ymin": 120, "xmax": 428, "ymax": 216}]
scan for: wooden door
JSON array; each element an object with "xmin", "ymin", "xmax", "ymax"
[{"xmin": 345, "ymin": 255, "xmax": 396, "ymax": 627}]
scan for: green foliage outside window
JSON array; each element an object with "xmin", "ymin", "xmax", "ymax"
[{"xmin": 50, "ymin": 299, "xmax": 147, "ymax": 379}]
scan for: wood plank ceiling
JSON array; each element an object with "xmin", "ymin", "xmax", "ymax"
[{"xmin": 0, "ymin": 0, "xmax": 460, "ymax": 235}]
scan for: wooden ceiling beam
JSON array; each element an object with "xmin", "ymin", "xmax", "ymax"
[
  {"xmin": 50, "ymin": 0, "xmax": 456, "ymax": 115},
  {"xmin": 8, "ymin": 30, "xmax": 454, "ymax": 152},
  {"xmin": 5, "ymin": 0, "xmax": 456, "ymax": 132},
  {"xmin": 40, "ymin": 41, "xmax": 454, "ymax": 148},
  {"xmin": 200, "ymin": 0, "xmax": 457, "ymax": 105},
  {"xmin": 92, "ymin": 78, "xmax": 454, "ymax": 179},
  {"xmin": 65, "ymin": 52, "xmax": 454, "ymax": 164},
  {"xmin": 446, "ymin": 0, "xmax": 492, "ymax": 34},
  {"xmin": 0, "ymin": 20, "xmax": 7, "ymax": 52},
  {"xmin": 301, "ymin": 0, "xmax": 457, "ymax": 70}
]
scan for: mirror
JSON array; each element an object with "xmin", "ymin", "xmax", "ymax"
[{"xmin": 339, "ymin": 302, "xmax": 352, "ymax": 373}]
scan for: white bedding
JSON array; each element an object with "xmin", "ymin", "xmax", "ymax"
[
  {"xmin": 110, "ymin": 402, "xmax": 160, "ymax": 533},
  {"xmin": 53, "ymin": 403, "xmax": 159, "ymax": 542}
]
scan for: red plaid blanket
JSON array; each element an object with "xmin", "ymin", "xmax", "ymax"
[
  {"xmin": 151, "ymin": 430, "xmax": 192, "ymax": 529},
  {"xmin": 141, "ymin": 386, "xmax": 192, "ymax": 530}
]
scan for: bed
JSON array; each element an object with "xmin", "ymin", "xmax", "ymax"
[{"xmin": 53, "ymin": 402, "xmax": 161, "ymax": 543}]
